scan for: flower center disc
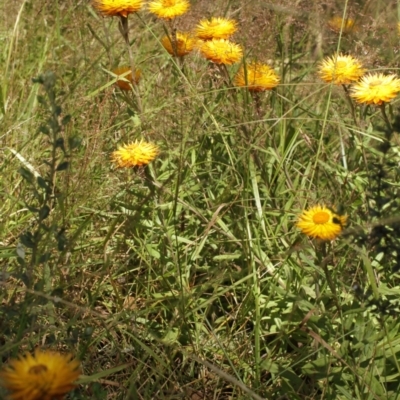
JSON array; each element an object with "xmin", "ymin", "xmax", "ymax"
[
  {"xmin": 312, "ymin": 211, "xmax": 330, "ymax": 224},
  {"xmin": 29, "ymin": 364, "xmax": 48, "ymax": 375}
]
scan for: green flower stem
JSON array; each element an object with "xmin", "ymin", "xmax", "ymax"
[
  {"xmin": 119, "ymin": 16, "xmax": 143, "ymax": 113},
  {"xmin": 379, "ymin": 103, "xmax": 393, "ymax": 141},
  {"xmin": 342, "ymin": 84, "xmax": 358, "ymax": 126},
  {"xmin": 317, "ymin": 241, "xmax": 342, "ymax": 315}
]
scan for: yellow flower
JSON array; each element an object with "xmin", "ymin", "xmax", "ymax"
[
  {"xmin": 93, "ymin": 0, "xmax": 143, "ymax": 17},
  {"xmin": 161, "ymin": 32, "xmax": 195, "ymax": 57},
  {"xmin": 195, "ymin": 17, "xmax": 238, "ymax": 40},
  {"xmin": 0, "ymin": 350, "xmax": 80, "ymax": 400},
  {"xmin": 148, "ymin": 0, "xmax": 189, "ymax": 19},
  {"xmin": 296, "ymin": 205, "xmax": 347, "ymax": 241},
  {"xmin": 350, "ymin": 73, "xmax": 400, "ymax": 105},
  {"xmin": 111, "ymin": 140, "xmax": 159, "ymax": 168},
  {"xmin": 318, "ymin": 54, "xmax": 365, "ymax": 85},
  {"xmin": 112, "ymin": 67, "xmax": 141, "ymax": 91},
  {"xmin": 199, "ymin": 39, "xmax": 243, "ymax": 65},
  {"xmin": 328, "ymin": 16, "xmax": 356, "ymax": 33},
  {"xmin": 234, "ymin": 61, "xmax": 280, "ymax": 91}
]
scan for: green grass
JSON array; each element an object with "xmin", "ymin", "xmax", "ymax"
[{"xmin": 2, "ymin": 0, "xmax": 400, "ymax": 399}]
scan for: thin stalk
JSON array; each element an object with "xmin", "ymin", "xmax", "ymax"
[
  {"xmin": 379, "ymin": 103, "xmax": 393, "ymax": 141},
  {"xmin": 342, "ymin": 84, "xmax": 358, "ymax": 126},
  {"xmin": 251, "ymin": 91, "xmax": 264, "ymax": 119},
  {"xmin": 118, "ymin": 16, "xmax": 143, "ymax": 113},
  {"xmin": 318, "ymin": 242, "xmax": 342, "ymax": 316},
  {"xmin": 217, "ymin": 63, "xmax": 232, "ymax": 87}
]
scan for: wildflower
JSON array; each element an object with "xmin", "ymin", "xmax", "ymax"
[
  {"xmin": 350, "ymin": 73, "xmax": 400, "ymax": 105},
  {"xmin": 199, "ymin": 39, "xmax": 243, "ymax": 65},
  {"xmin": 318, "ymin": 54, "xmax": 365, "ymax": 85},
  {"xmin": 112, "ymin": 67, "xmax": 141, "ymax": 91},
  {"xmin": 0, "ymin": 350, "xmax": 80, "ymax": 400},
  {"xmin": 161, "ymin": 32, "xmax": 196, "ymax": 57},
  {"xmin": 111, "ymin": 140, "xmax": 159, "ymax": 168},
  {"xmin": 234, "ymin": 61, "xmax": 280, "ymax": 91},
  {"xmin": 148, "ymin": 0, "xmax": 189, "ymax": 19},
  {"xmin": 297, "ymin": 205, "xmax": 347, "ymax": 241},
  {"xmin": 328, "ymin": 16, "xmax": 356, "ymax": 33},
  {"xmin": 93, "ymin": 0, "xmax": 143, "ymax": 17},
  {"xmin": 195, "ymin": 17, "xmax": 238, "ymax": 41}
]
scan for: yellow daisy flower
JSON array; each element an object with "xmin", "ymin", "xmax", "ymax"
[
  {"xmin": 161, "ymin": 32, "xmax": 196, "ymax": 57},
  {"xmin": 195, "ymin": 17, "xmax": 238, "ymax": 41},
  {"xmin": 93, "ymin": 0, "xmax": 143, "ymax": 17},
  {"xmin": 234, "ymin": 61, "xmax": 280, "ymax": 91},
  {"xmin": 0, "ymin": 350, "xmax": 80, "ymax": 400},
  {"xmin": 350, "ymin": 73, "xmax": 400, "ymax": 105},
  {"xmin": 318, "ymin": 54, "xmax": 365, "ymax": 85},
  {"xmin": 112, "ymin": 67, "xmax": 141, "ymax": 91},
  {"xmin": 296, "ymin": 205, "xmax": 347, "ymax": 241},
  {"xmin": 328, "ymin": 16, "xmax": 357, "ymax": 33},
  {"xmin": 199, "ymin": 39, "xmax": 243, "ymax": 65},
  {"xmin": 111, "ymin": 140, "xmax": 159, "ymax": 168},
  {"xmin": 148, "ymin": 0, "xmax": 189, "ymax": 19}
]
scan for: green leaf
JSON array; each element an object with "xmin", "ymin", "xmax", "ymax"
[
  {"xmin": 61, "ymin": 114, "xmax": 71, "ymax": 125},
  {"xmin": 18, "ymin": 167, "xmax": 34, "ymax": 184},
  {"xmin": 39, "ymin": 205, "xmax": 50, "ymax": 221},
  {"xmin": 56, "ymin": 161, "xmax": 69, "ymax": 171},
  {"xmin": 16, "ymin": 243, "xmax": 25, "ymax": 259},
  {"xmin": 37, "ymin": 176, "xmax": 49, "ymax": 190},
  {"xmin": 20, "ymin": 232, "xmax": 35, "ymax": 248}
]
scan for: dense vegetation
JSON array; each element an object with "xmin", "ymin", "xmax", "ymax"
[{"xmin": 2, "ymin": 0, "xmax": 400, "ymax": 398}]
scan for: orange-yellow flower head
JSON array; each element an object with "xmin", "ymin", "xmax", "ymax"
[
  {"xmin": 199, "ymin": 39, "xmax": 243, "ymax": 65},
  {"xmin": 112, "ymin": 67, "xmax": 141, "ymax": 91},
  {"xmin": 318, "ymin": 54, "xmax": 365, "ymax": 85},
  {"xmin": 328, "ymin": 16, "xmax": 357, "ymax": 33},
  {"xmin": 111, "ymin": 140, "xmax": 159, "ymax": 168},
  {"xmin": 148, "ymin": 0, "xmax": 189, "ymax": 19},
  {"xmin": 350, "ymin": 73, "xmax": 400, "ymax": 105},
  {"xmin": 195, "ymin": 17, "xmax": 238, "ymax": 41},
  {"xmin": 161, "ymin": 32, "xmax": 196, "ymax": 57},
  {"xmin": 296, "ymin": 205, "xmax": 347, "ymax": 241},
  {"xmin": 93, "ymin": 0, "xmax": 143, "ymax": 17},
  {"xmin": 234, "ymin": 61, "xmax": 280, "ymax": 91},
  {"xmin": 0, "ymin": 349, "xmax": 80, "ymax": 400}
]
